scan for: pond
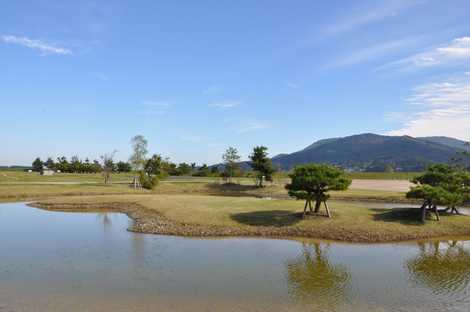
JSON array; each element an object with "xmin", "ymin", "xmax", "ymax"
[{"xmin": 1, "ymin": 202, "xmax": 470, "ymax": 311}]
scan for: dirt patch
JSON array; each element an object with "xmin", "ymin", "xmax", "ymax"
[{"xmin": 350, "ymin": 179, "xmax": 413, "ymax": 192}]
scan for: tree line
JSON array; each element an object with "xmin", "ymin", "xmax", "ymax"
[{"xmin": 32, "ymin": 156, "xmax": 132, "ymax": 174}]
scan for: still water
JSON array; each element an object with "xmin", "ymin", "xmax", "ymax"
[{"xmin": 1, "ymin": 202, "xmax": 469, "ymax": 311}]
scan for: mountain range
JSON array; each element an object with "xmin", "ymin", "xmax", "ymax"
[{"xmin": 269, "ymin": 133, "xmax": 469, "ymax": 172}]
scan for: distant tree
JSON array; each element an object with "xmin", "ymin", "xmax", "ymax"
[
  {"xmin": 285, "ymin": 164, "xmax": 351, "ymax": 218},
  {"xmin": 44, "ymin": 157, "xmax": 55, "ymax": 169},
  {"xmin": 70, "ymin": 155, "xmax": 82, "ymax": 173},
  {"xmin": 222, "ymin": 147, "xmax": 241, "ymax": 183},
  {"xmin": 129, "ymin": 135, "xmax": 148, "ymax": 171},
  {"xmin": 162, "ymin": 158, "xmax": 178, "ymax": 176},
  {"xmin": 191, "ymin": 162, "xmax": 196, "ymax": 172},
  {"xmin": 210, "ymin": 166, "xmax": 219, "ymax": 176},
  {"xmin": 177, "ymin": 163, "xmax": 192, "ymax": 176},
  {"xmin": 193, "ymin": 164, "xmax": 210, "ymax": 177},
  {"xmin": 249, "ymin": 146, "xmax": 275, "ymax": 187},
  {"xmin": 116, "ymin": 161, "xmax": 132, "ymax": 173},
  {"xmin": 92, "ymin": 160, "xmax": 102, "ymax": 173},
  {"xmin": 100, "ymin": 151, "xmax": 116, "ymax": 184},
  {"xmin": 56, "ymin": 156, "xmax": 70, "ymax": 172},
  {"xmin": 407, "ymin": 164, "xmax": 470, "ymax": 222},
  {"xmin": 32, "ymin": 157, "xmax": 43, "ymax": 172},
  {"xmin": 144, "ymin": 154, "xmax": 165, "ymax": 176},
  {"xmin": 82, "ymin": 158, "xmax": 92, "ymax": 173}
]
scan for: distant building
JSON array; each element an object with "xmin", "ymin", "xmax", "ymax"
[{"xmin": 41, "ymin": 166, "xmax": 55, "ymax": 176}]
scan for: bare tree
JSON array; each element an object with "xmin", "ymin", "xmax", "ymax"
[
  {"xmin": 100, "ymin": 151, "xmax": 116, "ymax": 184},
  {"xmin": 129, "ymin": 135, "xmax": 148, "ymax": 171}
]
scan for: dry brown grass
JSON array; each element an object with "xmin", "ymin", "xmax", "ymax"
[
  {"xmin": 32, "ymin": 194, "xmax": 470, "ymax": 243},
  {"xmin": 0, "ymin": 184, "xmax": 146, "ymax": 202}
]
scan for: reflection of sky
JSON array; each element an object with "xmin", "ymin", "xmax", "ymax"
[{"xmin": 1, "ymin": 202, "xmax": 470, "ymax": 311}]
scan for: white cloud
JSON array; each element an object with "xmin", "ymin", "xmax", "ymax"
[
  {"xmin": 322, "ymin": 0, "xmax": 425, "ymax": 36},
  {"xmin": 387, "ymin": 77, "xmax": 470, "ymax": 140},
  {"xmin": 379, "ymin": 37, "xmax": 470, "ymax": 71},
  {"xmin": 1, "ymin": 35, "xmax": 72, "ymax": 55},
  {"xmin": 209, "ymin": 100, "xmax": 240, "ymax": 109},
  {"xmin": 329, "ymin": 38, "xmax": 416, "ymax": 68},
  {"xmin": 287, "ymin": 82, "xmax": 300, "ymax": 89}
]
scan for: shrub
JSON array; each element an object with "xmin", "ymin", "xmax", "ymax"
[{"xmin": 139, "ymin": 172, "xmax": 159, "ymax": 190}]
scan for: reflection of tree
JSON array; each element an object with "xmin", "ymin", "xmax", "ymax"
[
  {"xmin": 98, "ymin": 212, "xmax": 111, "ymax": 227},
  {"xmin": 407, "ymin": 241, "xmax": 470, "ymax": 295},
  {"xmin": 286, "ymin": 242, "xmax": 351, "ymax": 305}
]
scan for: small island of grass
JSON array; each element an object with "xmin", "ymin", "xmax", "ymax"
[{"xmin": 31, "ymin": 194, "xmax": 470, "ymax": 243}]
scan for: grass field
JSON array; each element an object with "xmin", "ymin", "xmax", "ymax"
[
  {"xmin": 33, "ymin": 194, "xmax": 470, "ymax": 243},
  {"xmin": 0, "ymin": 180, "xmax": 409, "ymax": 204},
  {"xmin": 0, "ymin": 184, "xmax": 147, "ymax": 202},
  {"xmin": 0, "ymin": 170, "xmax": 420, "ymax": 184},
  {"xmin": 346, "ymin": 171, "xmax": 420, "ymax": 180},
  {"xmin": 0, "ymin": 171, "xmax": 135, "ymax": 184}
]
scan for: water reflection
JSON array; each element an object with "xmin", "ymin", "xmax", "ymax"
[
  {"xmin": 286, "ymin": 242, "xmax": 351, "ymax": 305},
  {"xmin": 3, "ymin": 202, "xmax": 470, "ymax": 311},
  {"xmin": 407, "ymin": 240, "xmax": 470, "ymax": 296}
]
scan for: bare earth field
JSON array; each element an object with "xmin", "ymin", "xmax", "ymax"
[{"xmin": 350, "ymin": 179, "xmax": 413, "ymax": 192}]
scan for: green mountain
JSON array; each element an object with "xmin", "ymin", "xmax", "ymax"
[
  {"xmin": 271, "ymin": 133, "xmax": 466, "ymax": 171},
  {"xmin": 417, "ymin": 136, "xmax": 470, "ymax": 151}
]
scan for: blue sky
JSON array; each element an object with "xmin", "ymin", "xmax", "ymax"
[{"xmin": 1, "ymin": 0, "xmax": 470, "ymax": 166}]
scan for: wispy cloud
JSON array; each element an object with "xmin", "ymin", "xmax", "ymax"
[
  {"xmin": 1, "ymin": 35, "xmax": 72, "ymax": 55},
  {"xmin": 378, "ymin": 37, "xmax": 470, "ymax": 71},
  {"xmin": 236, "ymin": 120, "xmax": 270, "ymax": 134},
  {"xmin": 328, "ymin": 38, "xmax": 416, "ymax": 68},
  {"xmin": 322, "ymin": 0, "xmax": 426, "ymax": 36},
  {"xmin": 383, "ymin": 111, "xmax": 410, "ymax": 123},
  {"xmin": 387, "ymin": 76, "xmax": 470, "ymax": 140},
  {"xmin": 178, "ymin": 134, "xmax": 203, "ymax": 143},
  {"xmin": 141, "ymin": 101, "xmax": 172, "ymax": 115},
  {"xmin": 209, "ymin": 100, "xmax": 240, "ymax": 109}
]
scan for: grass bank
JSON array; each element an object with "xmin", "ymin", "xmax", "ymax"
[
  {"xmin": 0, "ymin": 171, "xmax": 135, "ymax": 184},
  {"xmin": 0, "ymin": 184, "xmax": 146, "ymax": 202},
  {"xmin": 31, "ymin": 194, "xmax": 470, "ymax": 243}
]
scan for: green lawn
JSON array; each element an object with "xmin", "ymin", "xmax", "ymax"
[{"xmin": 346, "ymin": 172, "xmax": 420, "ymax": 180}]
